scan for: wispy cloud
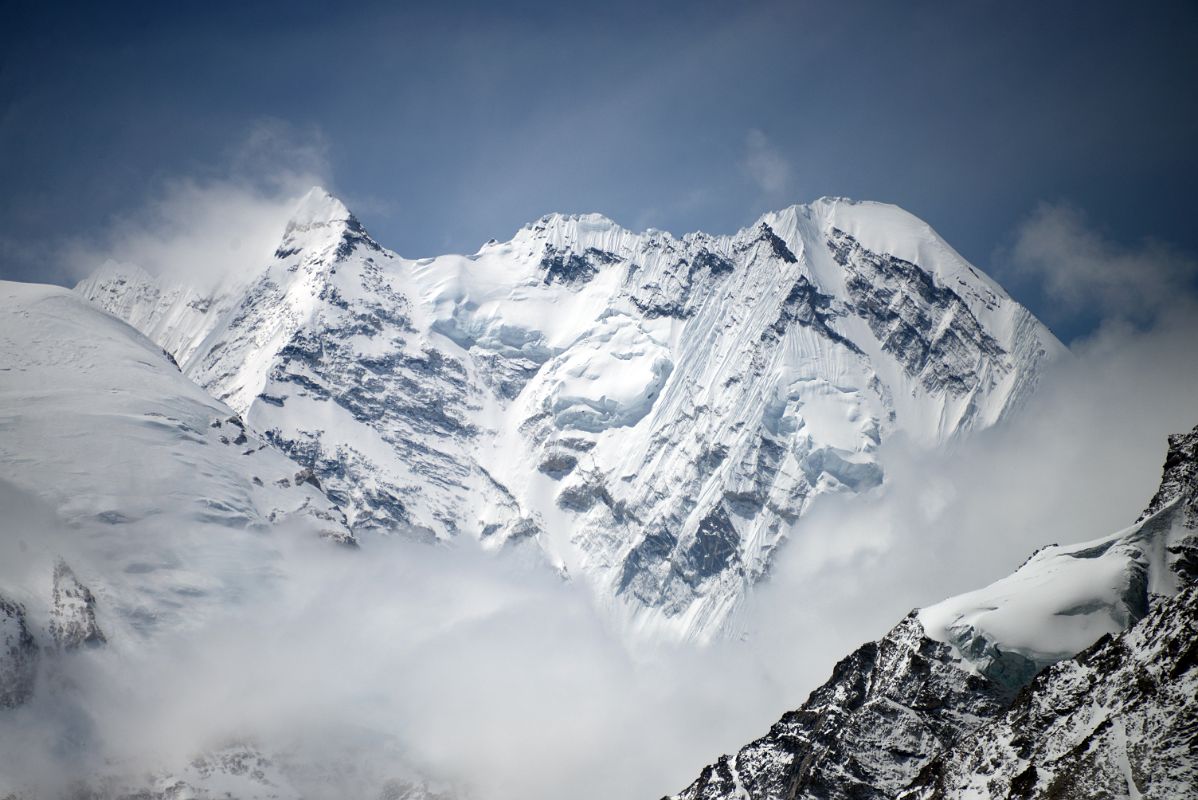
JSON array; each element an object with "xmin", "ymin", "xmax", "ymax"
[
  {"xmin": 741, "ymin": 128, "xmax": 793, "ymax": 198},
  {"xmin": 60, "ymin": 120, "xmax": 331, "ymax": 289},
  {"xmin": 1006, "ymin": 202, "xmax": 1198, "ymax": 326},
  {"xmin": 228, "ymin": 118, "xmax": 331, "ymax": 193}
]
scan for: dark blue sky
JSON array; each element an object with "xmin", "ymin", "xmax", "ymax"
[{"xmin": 2, "ymin": 0, "xmax": 1196, "ymax": 341}]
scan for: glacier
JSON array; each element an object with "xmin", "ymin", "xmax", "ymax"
[{"xmin": 76, "ymin": 188, "xmax": 1065, "ymax": 641}]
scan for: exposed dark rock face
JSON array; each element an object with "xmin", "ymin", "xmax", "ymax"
[
  {"xmin": 671, "ymin": 615, "xmax": 1011, "ymax": 800},
  {"xmin": 49, "ymin": 560, "xmax": 106, "ymax": 650},
  {"xmin": 0, "ymin": 596, "xmax": 37, "ymax": 708},
  {"xmin": 742, "ymin": 223, "xmax": 798, "ymax": 264},
  {"xmin": 896, "ymin": 425, "xmax": 1198, "ymax": 799},
  {"xmin": 762, "ymin": 276, "xmax": 863, "ymax": 356},
  {"xmin": 619, "ymin": 526, "xmax": 680, "ymax": 601},
  {"xmin": 541, "ymin": 245, "xmax": 616, "ymax": 286},
  {"xmin": 827, "ymin": 229, "xmax": 1006, "ymax": 396},
  {"xmin": 678, "ymin": 505, "xmax": 742, "ymax": 584},
  {"xmin": 1140, "ymin": 424, "xmax": 1198, "ymax": 526},
  {"xmin": 626, "ymin": 245, "xmax": 738, "ymax": 319},
  {"xmin": 275, "ymin": 207, "xmax": 382, "ymax": 262},
  {"xmin": 537, "ymin": 449, "xmax": 579, "ymax": 479},
  {"xmin": 255, "ymin": 256, "xmax": 480, "ymax": 533}
]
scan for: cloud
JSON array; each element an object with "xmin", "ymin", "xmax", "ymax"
[
  {"xmin": 60, "ymin": 120, "xmax": 331, "ymax": 290},
  {"xmin": 742, "ymin": 128, "xmax": 793, "ymax": 197},
  {"xmin": 0, "ymin": 521, "xmax": 784, "ymax": 800},
  {"xmin": 227, "ymin": 118, "xmax": 331, "ymax": 194},
  {"xmin": 1006, "ymin": 202, "xmax": 1198, "ymax": 325}
]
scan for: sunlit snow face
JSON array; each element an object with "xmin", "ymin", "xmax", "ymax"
[{"xmin": 532, "ymin": 314, "xmax": 673, "ymax": 432}]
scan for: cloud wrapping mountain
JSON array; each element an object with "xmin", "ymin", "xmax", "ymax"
[{"xmin": 77, "ymin": 188, "xmax": 1062, "ymax": 642}]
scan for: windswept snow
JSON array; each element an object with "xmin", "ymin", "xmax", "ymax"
[{"xmin": 919, "ymin": 496, "xmax": 1191, "ymax": 676}]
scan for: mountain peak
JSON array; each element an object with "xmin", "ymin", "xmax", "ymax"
[
  {"xmin": 276, "ymin": 186, "xmax": 377, "ymax": 261},
  {"xmin": 76, "ymin": 193, "xmax": 1063, "ymax": 643},
  {"xmin": 507, "ymin": 211, "xmax": 648, "ymax": 262},
  {"xmin": 287, "ymin": 186, "xmax": 354, "ymax": 229},
  {"xmin": 515, "ymin": 211, "xmax": 630, "ymax": 242}
]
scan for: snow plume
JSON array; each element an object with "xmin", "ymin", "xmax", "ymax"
[
  {"xmin": 1005, "ymin": 201, "xmax": 1198, "ymax": 328},
  {"xmin": 61, "ymin": 120, "xmax": 329, "ymax": 290}
]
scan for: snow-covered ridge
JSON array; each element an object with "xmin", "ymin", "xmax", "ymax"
[
  {"xmin": 920, "ymin": 495, "xmax": 1191, "ymax": 689},
  {"xmin": 921, "ymin": 422, "xmax": 1198, "ymax": 683},
  {"xmin": 76, "ymin": 187, "xmax": 1065, "ymax": 640},
  {"xmin": 0, "ymin": 281, "xmax": 353, "ymax": 643}
]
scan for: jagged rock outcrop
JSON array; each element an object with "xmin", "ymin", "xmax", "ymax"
[
  {"xmin": 899, "ymin": 426, "xmax": 1198, "ymax": 799},
  {"xmin": 669, "ymin": 425, "xmax": 1198, "ymax": 799},
  {"xmin": 1140, "ymin": 424, "xmax": 1198, "ymax": 530},
  {"xmin": 0, "ymin": 597, "xmax": 36, "ymax": 709},
  {"xmin": 49, "ymin": 560, "xmax": 106, "ymax": 650},
  {"xmin": 671, "ymin": 615, "xmax": 1012, "ymax": 800}
]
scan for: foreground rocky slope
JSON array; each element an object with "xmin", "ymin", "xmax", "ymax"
[
  {"xmin": 669, "ymin": 425, "xmax": 1198, "ymax": 799},
  {"xmin": 78, "ymin": 190, "xmax": 1063, "ymax": 639},
  {"xmin": 903, "ymin": 583, "xmax": 1197, "ymax": 799}
]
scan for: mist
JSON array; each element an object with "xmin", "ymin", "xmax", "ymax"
[
  {"xmin": 58, "ymin": 120, "xmax": 328, "ymax": 291},
  {"xmin": 739, "ymin": 301, "xmax": 1198, "ymax": 699}
]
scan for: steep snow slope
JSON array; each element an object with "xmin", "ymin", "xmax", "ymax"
[
  {"xmin": 668, "ymin": 426, "xmax": 1198, "ymax": 800},
  {"xmin": 918, "ymin": 511, "xmax": 1190, "ymax": 689},
  {"xmin": 0, "ymin": 281, "xmax": 352, "ymax": 650},
  {"xmin": 78, "ymin": 190, "xmax": 1064, "ymax": 640}
]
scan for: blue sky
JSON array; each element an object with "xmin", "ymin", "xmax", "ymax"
[{"xmin": 2, "ymin": 0, "xmax": 1196, "ymax": 341}]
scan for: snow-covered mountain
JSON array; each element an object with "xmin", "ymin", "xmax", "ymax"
[
  {"xmin": 668, "ymin": 425, "xmax": 1198, "ymax": 800},
  {"xmin": 0, "ymin": 281, "xmax": 416, "ymax": 798},
  {"xmin": 0, "ymin": 281, "xmax": 352, "ymax": 669},
  {"xmin": 77, "ymin": 188, "xmax": 1064, "ymax": 640}
]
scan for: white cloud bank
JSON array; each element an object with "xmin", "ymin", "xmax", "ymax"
[{"xmin": 4, "ymin": 311, "xmax": 1193, "ymax": 800}]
